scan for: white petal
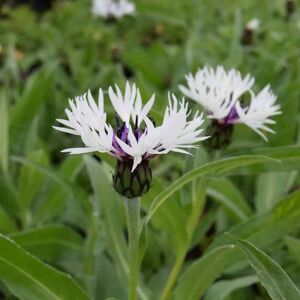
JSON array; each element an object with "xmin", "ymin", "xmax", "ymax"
[
  {"xmin": 179, "ymin": 66, "xmax": 254, "ymax": 119},
  {"xmin": 98, "ymin": 88, "xmax": 104, "ymax": 113},
  {"xmin": 132, "ymin": 155, "xmax": 142, "ymax": 171},
  {"xmin": 235, "ymin": 85, "xmax": 281, "ymax": 140},
  {"xmin": 152, "ymin": 93, "xmax": 208, "ymax": 155},
  {"xmin": 140, "ymin": 94, "xmax": 155, "ymax": 122},
  {"xmin": 61, "ymin": 148, "xmax": 98, "ymax": 154},
  {"xmin": 53, "ymin": 126, "xmax": 80, "ymax": 135},
  {"xmin": 54, "ymin": 90, "xmax": 114, "ymax": 156}
]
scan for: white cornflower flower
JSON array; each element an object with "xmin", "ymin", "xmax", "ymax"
[
  {"xmin": 54, "ymin": 82, "xmax": 208, "ymax": 197},
  {"xmin": 92, "ymin": 0, "xmax": 135, "ymax": 18},
  {"xmin": 179, "ymin": 66, "xmax": 281, "ymax": 142},
  {"xmin": 246, "ymin": 18, "xmax": 260, "ymax": 31}
]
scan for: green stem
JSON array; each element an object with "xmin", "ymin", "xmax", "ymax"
[
  {"xmin": 186, "ymin": 186, "xmax": 207, "ymax": 238},
  {"xmin": 160, "ymin": 185, "xmax": 207, "ymax": 300},
  {"xmin": 84, "ymin": 200, "xmax": 100, "ymax": 296},
  {"xmin": 160, "ymin": 250, "xmax": 185, "ymax": 300},
  {"xmin": 125, "ymin": 197, "xmax": 140, "ymax": 300}
]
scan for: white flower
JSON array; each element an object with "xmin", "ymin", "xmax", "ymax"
[
  {"xmin": 179, "ymin": 66, "xmax": 281, "ymax": 140},
  {"xmin": 54, "ymin": 83, "xmax": 208, "ymax": 171},
  {"xmin": 246, "ymin": 18, "xmax": 260, "ymax": 31},
  {"xmin": 92, "ymin": 0, "xmax": 135, "ymax": 18}
]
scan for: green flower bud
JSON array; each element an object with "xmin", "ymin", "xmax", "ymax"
[
  {"xmin": 113, "ymin": 160, "xmax": 152, "ymax": 198},
  {"xmin": 205, "ymin": 120, "xmax": 233, "ymax": 150}
]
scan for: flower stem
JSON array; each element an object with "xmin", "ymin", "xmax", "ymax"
[
  {"xmin": 125, "ymin": 197, "xmax": 140, "ymax": 300},
  {"xmin": 160, "ymin": 250, "xmax": 185, "ymax": 300},
  {"xmin": 160, "ymin": 186, "xmax": 207, "ymax": 300}
]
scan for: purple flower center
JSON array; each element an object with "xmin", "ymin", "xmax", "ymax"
[
  {"xmin": 222, "ymin": 104, "xmax": 239, "ymax": 125},
  {"xmin": 111, "ymin": 114, "xmax": 145, "ymax": 158}
]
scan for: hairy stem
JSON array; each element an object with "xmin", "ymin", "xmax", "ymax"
[
  {"xmin": 125, "ymin": 197, "xmax": 140, "ymax": 300},
  {"xmin": 160, "ymin": 249, "xmax": 185, "ymax": 300},
  {"xmin": 160, "ymin": 185, "xmax": 207, "ymax": 300}
]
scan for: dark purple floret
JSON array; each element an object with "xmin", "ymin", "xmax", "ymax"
[
  {"xmin": 112, "ymin": 115, "xmax": 130, "ymax": 156},
  {"xmin": 112, "ymin": 114, "xmax": 146, "ymax": 158},
  {"xmin": 223, "ymin": 104, "xmax": 239, "ymax": 125},
  {"xmin": 120, "ymin": 123, "xmax": 129, "ymax": 142}
]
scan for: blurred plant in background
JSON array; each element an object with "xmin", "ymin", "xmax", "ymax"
[
  {"xmin": 0, "ymin": 0, "xmax": 300, "ymax": 300},
  {"xmin": 92, "ymin": 0, "xmax": 135, "ymax": 19}
]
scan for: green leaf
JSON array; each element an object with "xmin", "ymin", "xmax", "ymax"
[
  {"xmin": 147, "ymin": 155, "xmax": 273, "ymax": 222},
  {"xmin": 208, "ymin": 178, "xmax": 253, "ymax": 222},
  {"xmin": 137, "ymin": 1, "xmax": 186, "ymax": 27},
  {"xmin": 255, "ymin": 172, "xmax": 296, "ymax": 213},
  {"xmin": 11, "ymin": 156, "xmax": 77, "ymax": 205},
  {"xmin": 231, "ymin": 146, "xmax": 300, "ymax": 174},
  {"xmin": 209, "ymin": 190, "xmax": 300, "ymax": 252},
  {"xmin": 11, "ymin": 156, "xmax": 90, "ymax": 228},
  {"xmin": 200, "ymin": 191, "xmax": 300, "ymax": 285},
  {"xmin": 174, "ymin": 245, "xmax": 235, "ymax": 300},
  {"xmin": 0, "ymin": 205, "xmax": 17, "ymax": 233},
  {"xmin": 142, "ymin": 178, "xmax": 189, "ymax": 255},
  {"xmin": 0, "ymin": 92, "xmax": 9, "ymax": 174},
  {"xmin": 204, "ymin": 275, "xmax": 258, "ymax": 300},
  {"xmin": 0, "ymin": 172, "xmax": 21, "ymax": 219},
  {"xmin": 9, "ymin": 225, "xmax": 83, "ymax": 263},
  {"xmin": 284, "ymin": 236, "xmax": 300, "ymax": 266},
  {"xmin": 10, "ymin": 69, "xmax": 54, "ymax": 154},
  {"xmin": 0, "ymin": 234, "xmax": 90, "ymax": 300},
  {"xmin": 234, "ymin": 237, "xmax": 300, "ymax": 300},
  {"xmin": 190, "ymin": 209, "xmax": 217, "ymax": 248},
  {"xmin": 84, "ymin": 157, "xmax": 128, "ymax": 275},
  {"xmin": 19, "ymin": 150, "xmax": 49, "ymax": 211}
]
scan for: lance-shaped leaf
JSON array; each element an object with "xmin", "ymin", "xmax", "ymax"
[
  {"xmin": 234, "ymin": 237, "xmax": 300, "ymax": 300},
  {"xmin": 0, "ymin": 234, "xmax": 90, "ymax": 300}
]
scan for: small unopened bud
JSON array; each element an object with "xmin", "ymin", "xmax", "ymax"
[
  {"xmin": 286, "ymin": 0, "xmax": 295, "ymax": 18},
  {"xmin": 113, "ymin": 160, "xmax": 152, "ymax": 198},
  {"xmin": 241, "ymin": 18, "xmax": 260, "ymax": 45},
  {"xmin": 110, "ymin": 44, "xmax": 121, "ymax": 62},
  {"xmin": 205, "ymin": 120, "xmax": 233, "ymax": 150}
]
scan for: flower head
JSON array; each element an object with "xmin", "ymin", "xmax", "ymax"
[
  {"xmin": 92, "ymin": 0, "xmax": 135, "ymax": 19},
  {"xmin": 54, "ymin": 82, "xmax": 208, "ymax": 197},
  {"xmin": 246, "ymin": 18, "xmax": 260, "ymax": 31},
  {"xmin": 241, "ymin": 18, "xmax": 260, "ymax": 45},
  {"xmin": 179, "ymin": 66, "xmax": 281, "ymax": 143}
]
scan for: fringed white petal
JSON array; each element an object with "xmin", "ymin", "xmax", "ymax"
[
  {"xmin": 53, "ymin": 90, "xmax": 114, "ymax": 154},
  {"xmin": 179, "ymin": 66, "xmax": 254, "ymax": 119},
  {"xmin": 108, "ymin": 82, "xmax": 155, "ymax": 125},
  {"xmin": 235, "ymin": 85, "xmax": 281, "ymax": 140}
]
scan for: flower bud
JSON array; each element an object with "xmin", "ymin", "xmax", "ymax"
[
  {"xmin": 241, "ymin": 19, "xmax": 260, "ymax": 46},
  {"xmin": 286, "ymin": 0, "xmax": 295, "ymax": 18},
  {"xmin": 204, "ymin": 120, "xmax": 233, "ymax": 150},
  {"xmin": 113, "ymin": 160, "xmax": 152, "ymax": 198}
]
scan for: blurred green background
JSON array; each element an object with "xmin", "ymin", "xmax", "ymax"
[{"xmin": 0, "ymin": 1, "xmax": 300, "ymax": 300}]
